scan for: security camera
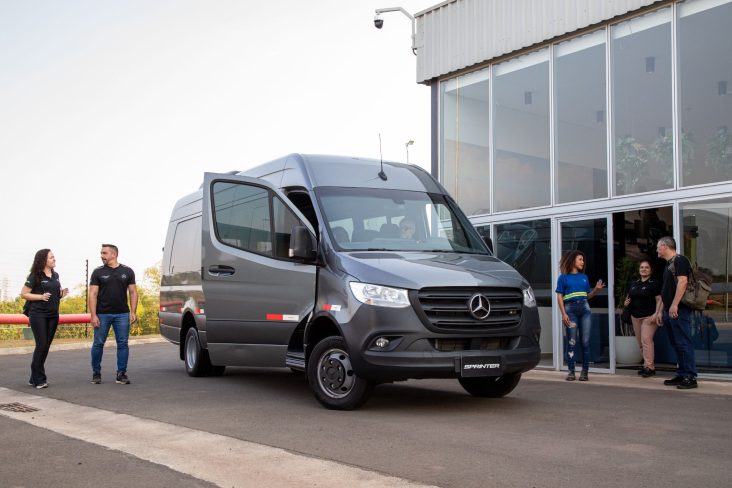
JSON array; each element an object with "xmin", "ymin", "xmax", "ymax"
[{"xmin": 374, "ymin": 14, "xmax": 384, "ymax": 29}]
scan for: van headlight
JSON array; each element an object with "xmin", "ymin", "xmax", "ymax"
[
  {"xmin": 522, "ymin": 286, "xmax": 537, "ymax": 308},
  {"xmin": 349, "ymin": 282, "xmax": 410, "ymax": 308}
]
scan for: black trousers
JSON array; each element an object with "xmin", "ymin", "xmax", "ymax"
[{"xmin": 29, "ymin": 314, "xmax": 59, "ymax": 385}]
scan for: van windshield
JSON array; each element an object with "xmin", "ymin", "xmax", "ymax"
[{"xmin": 316, "ymin": 187, "xmax": 489, "ymax": 254}]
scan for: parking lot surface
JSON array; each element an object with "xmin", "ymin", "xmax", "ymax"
[{"xmin": 1, "ymin": 342, "xmax": 730, "ymax": 488}]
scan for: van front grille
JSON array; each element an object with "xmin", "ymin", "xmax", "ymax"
[{"xmin": 414, "ymin": 287, "xmax": 523, "ymax": 331}]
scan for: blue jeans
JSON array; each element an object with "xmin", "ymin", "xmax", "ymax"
[
  {"xmin": 91, "ymin": 313, "xmax": 129, "ymax": 374},
  {"xmin": 564, "ymin": 299, "xmax": 592, "ymax": 372},
  {"xmin": 662, "ymin": 307, "xmax": 697, "ymax": 378}
]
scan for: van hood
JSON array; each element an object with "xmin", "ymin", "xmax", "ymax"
[{"xmin": 338, "ymin": 251, "xmax": 525, "ymax": 290}]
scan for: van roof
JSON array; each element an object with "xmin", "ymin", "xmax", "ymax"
[{"xmin": 239, "ymin": 153, "xmax": 445, "ymax": 193}]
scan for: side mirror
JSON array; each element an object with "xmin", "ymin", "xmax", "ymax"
[
  {"xmin": 483, "ymin": 236, "xmax": 494, "ymax": 254},
  {"xmin": 290, "ymin": 226, "xmax": 316, "ymax": 261}
]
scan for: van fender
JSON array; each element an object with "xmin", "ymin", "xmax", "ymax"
[{"xmin": 303, "ymin": 311, "xmax": 346, "ymax": 362}]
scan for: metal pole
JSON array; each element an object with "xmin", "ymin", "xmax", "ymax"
[{"xmin": 85, "ymin": 259, "xmax": 88, "ymax": 338}]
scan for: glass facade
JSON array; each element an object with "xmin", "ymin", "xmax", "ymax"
[
  {"xmin": 678, "ymin": 0, "xmax": 732, "ymax": 186},
  {"xmin": 437, "ymin": 0, "xmax": 732, "ymax": 375},
  {"xmin": 612, "ymin": 8, "xmax": 674, "ymax": 195},
  {"xmin": 493, "ymin": 50, "xmax": 550, "ymax": 212},
  {"xmin": 495, "ymin": 219, "xmax": 553, "ymax": 366},
  {"xmin": 555, "ymin": 31, "xmax": 608, "ymax": 203},
  {"xmin": 440, "ymin": 69, "xmax": 491, "ymax": 215},
  {"xmin": 681, "ymin": 198, "xmax": 732, "ymax": 372}
]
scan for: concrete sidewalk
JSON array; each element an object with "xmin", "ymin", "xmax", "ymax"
[{"xmin": 524, "ymin": 369, "xmax": 732, "ymax": 396}]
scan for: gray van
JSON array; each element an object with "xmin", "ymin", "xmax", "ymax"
[{"xmin": 159, "ymin": 154, "xmax": 540, "ymax": 409}]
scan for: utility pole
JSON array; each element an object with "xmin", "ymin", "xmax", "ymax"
[{"xmin": 85, "ymin": 259, "xmax": 89, "ymax": 338}]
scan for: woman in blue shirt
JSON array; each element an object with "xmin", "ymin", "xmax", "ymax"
[{"xmin": 556, "ymin": 250, "xmax": 605, "ymax": 381}]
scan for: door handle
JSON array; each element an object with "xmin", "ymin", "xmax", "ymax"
[{"xmin": 208, "ymin": 265, "xmax": 235, "ymax": 276}]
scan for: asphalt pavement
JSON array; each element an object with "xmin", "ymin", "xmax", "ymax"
[{"xmin": 1, "ymin": 340, "xmax": 730, "ymax": 488}]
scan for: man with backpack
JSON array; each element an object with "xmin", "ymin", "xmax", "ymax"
[{"xmin": 656, "ymin": 236, "xmax": 698, "ymax": 389}]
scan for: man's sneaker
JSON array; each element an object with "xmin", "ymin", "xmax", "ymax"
[
  {"xmin": 637, "ymin": 367, "xmax": 645, "ymax": 376},
  {"xmin": 579, "ymin": 370, "xmax": 589, "ymax": 382},
  {"xmin": 677, "ymin": 377, "xmax": 698, "ymax": 390},
  {"xmin": 566, "ymin": 371, "xmax": 576, "ymax": 381},
  {"xmin": 91, "ymin": 373, "xmax": 102, "ymax": 384},
  {"xmin": 641, "ymin": 368, "xmax": 656, "ymax": 378},
  {"xmin": 36, "ymin": 383, "xmax": 48, "ymax": 389},
  {"xmin": 664, "ymin": 375, "xmax": 684, "ymax": 386},
  {"xmin": 116, "ymin": 372, "xmax": 130, "ymax": 385},
  {"xmin": 28, "ymin": 380, "xmax": 35, "ymax": 387}
]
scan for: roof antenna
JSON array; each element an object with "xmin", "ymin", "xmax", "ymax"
[{"xmin": 378, "ymin": 133, "xmax": 387, "ymax": 181}]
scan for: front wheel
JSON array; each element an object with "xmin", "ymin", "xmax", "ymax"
[
  {"xmin": 185, "ymin": 327, "xmax": 216, "ymax": 377},
  {"xmin": 307, "ymin": 336, "xmax": 374, "ymax": 410},
  {"xmin": 458, "ymin": 372, "xmax": 522, "ymax": 398}
]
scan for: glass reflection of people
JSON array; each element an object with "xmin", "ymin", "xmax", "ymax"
[
  {"xmin": 555, "ymin": 250, "xmax": 605, "ymax": 382},
  {"xmin": 20, "ymin": 249, "xmax": 69, "ymax": 389},
  {"xmin": 399, "ymin": 218, "xmax": 416, "ymax": 239},
  {"xmin": 623, "ymin": 260, "xmax": 662, "ymax": 378}
]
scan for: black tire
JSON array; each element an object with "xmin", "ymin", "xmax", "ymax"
[
  {"xmin": 458, "ymin": 372, "xmax": 522, "ymax": 398},
  {"xmin": 184, "ymin": 327, "xmax": 214, "ymax": 377},
  {"xmin": 307, "ymin": 336, "xmax": 374, "ymax": 410}
]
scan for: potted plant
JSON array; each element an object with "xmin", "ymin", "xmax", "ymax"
[
  {"xmin": 614, "ymin": 257, "xmax": 642, "ymax": 365},
  {"xmin": 615, "ymin": 311, "xmax": 642, "ymax": 365}
]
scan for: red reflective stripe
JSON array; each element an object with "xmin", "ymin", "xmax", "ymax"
[
  {"xmin": 266, "ymin": 314, "xmax": 283, "ymax": 321},
  {"xmin": 323, "ymin": 304, "xmax": 332, "ymax": 311}
]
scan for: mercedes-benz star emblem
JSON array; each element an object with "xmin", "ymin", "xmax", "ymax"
[{"xmin": 468, "ymin": 294, "xmax": 491, "ymax": 320}]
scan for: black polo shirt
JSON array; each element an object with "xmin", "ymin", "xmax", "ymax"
[
  {"xmin": 627, "ymin": 278, "xmax": 661, "ymax": 318},
  {"xmin": 25, "ymin": 272, "xmax": 61, "ymax": 317},
  {"xmin": 90, "ymin": 264, "xmax": 136, "ymax": 314},
  {"xmin": 661, "ymin": 254, "xmax": 691, "ymax": 309}
]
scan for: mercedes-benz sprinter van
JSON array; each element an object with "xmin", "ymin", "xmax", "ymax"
[{"xmin": 160, "ymin": 154, "xmax": 540, "ymax": 409}]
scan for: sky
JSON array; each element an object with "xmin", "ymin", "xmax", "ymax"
[{"xmin": 0, "ymin": 0, "xmax": 434, "ymax": 298}]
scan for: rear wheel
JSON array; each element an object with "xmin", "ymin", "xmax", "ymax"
[
  {"xmin": 458, "ymin": 372, "xmax": 522, "ymax": 398},
  {"xmin": 185, "ymin": 327, "xmax": 217, "ymax": 377},
  {"xmin": 307, "ymin": 336, "xmax": 374, "ymax": 410}
]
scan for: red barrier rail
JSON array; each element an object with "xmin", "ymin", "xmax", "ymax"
[{"xmin": 0, "ymin": 314, "xmax": 91, "ymax": 325}]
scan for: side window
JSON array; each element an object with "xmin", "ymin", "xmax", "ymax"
[
  {"xmin": 170, "ymin": 217, "xmax": 201, "ymax": 274},
  {"xmin": 273, "ymin": 196, "xmax": 306, "ymax": 259},
  {"xmin": 212, "ymin": 182, "xmax": 272, "ymax": 255}
]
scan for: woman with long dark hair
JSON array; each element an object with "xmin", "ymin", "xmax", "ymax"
[
  {"xmin": 20, "ymin": 249, "xmax": 68, "ymax": 388},
  {"xmin": 555, "ymin": 250, "xmax": 605, "ymax": 382}
]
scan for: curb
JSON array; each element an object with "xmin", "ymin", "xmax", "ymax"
[
  {"xmin": 524, "ymin": 368, "xmax": 732, "ymax": 396},
  {"xmin": 0, "ymin": 336, "xmax": 167, "ymax": 356}
]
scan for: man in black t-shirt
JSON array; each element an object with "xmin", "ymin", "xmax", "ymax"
[
  {"xmin": 89, "ymin": 244, "xmax": 138, "ymax": 385},
  {"xmin": 656, "ymin": 236, "xmax": 698, "ymax": 389}
]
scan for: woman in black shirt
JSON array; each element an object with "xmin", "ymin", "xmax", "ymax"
[
  {"xmin": 623, "ymin": 260, "xmax": 662, "ymax": 378},
  {"xmin": 20, "ymin": 249, "xmax": 68, "ymax": 388}
]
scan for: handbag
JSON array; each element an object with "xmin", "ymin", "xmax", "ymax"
[{"xmin": 22, "ymin": 300, "xmax": 30, "ymax": 316}]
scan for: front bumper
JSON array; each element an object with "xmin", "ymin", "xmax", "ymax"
[{"xmin": 340, "ymin": 303, "xmax": 541, "ymax": 382}]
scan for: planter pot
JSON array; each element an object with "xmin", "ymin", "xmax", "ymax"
[{"xmin": 615, "ymin": 336, "xmax": 642, "ymax": 365}]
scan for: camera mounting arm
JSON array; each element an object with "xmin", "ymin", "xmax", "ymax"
[{"xmin": 374, "ymin": 6, "xmax": 417, "ymax": 55}]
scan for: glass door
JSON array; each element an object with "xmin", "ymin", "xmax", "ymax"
[{"xmin": 556, "ymin": 216, "xmax": 615, "ymax": 372}]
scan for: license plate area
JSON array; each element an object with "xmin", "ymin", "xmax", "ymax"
[{"xmin": 460, "ymin": 356, "xmax": 503, "ymax": 377}]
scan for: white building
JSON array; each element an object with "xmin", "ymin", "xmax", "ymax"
[{"xmin": 414, "ymin": 0, "xmax": 732, "ymax": 376}]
